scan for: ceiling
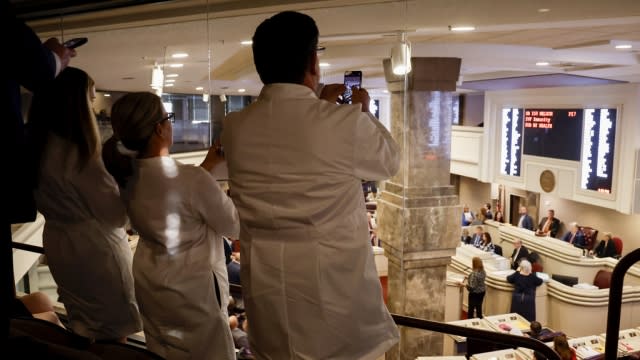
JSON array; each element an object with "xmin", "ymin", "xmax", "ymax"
[{"xmin": 18, "ymin": 0, "xmax": 640, "ymax": 96}]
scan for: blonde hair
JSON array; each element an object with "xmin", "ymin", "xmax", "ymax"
[{"xmin": 110, "ymin": 92, "xmax": 165, "ymax": 153}]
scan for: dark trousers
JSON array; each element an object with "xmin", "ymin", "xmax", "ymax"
[{"xmin": 468, "ymin": 291, "xmax": 485, "ymax": 319}]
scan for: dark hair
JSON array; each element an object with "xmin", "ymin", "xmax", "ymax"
[
  {"xmin": 554, "ymin": 334, "xmax": 573, "ymax": 360},
  {"xmin": 530, "ymin": 321, "xmax": 542, "ymax": 338},
  {"xmin": 28, "ymin": 67, "xmax": 99, "ymax": 183},
  {"xmin": 482, "ymin": 232, "xmax": 492, "ymax": 244},
  {"xmin": 252, "ymin": 11, "xmax": 319, "ymax": 84}
]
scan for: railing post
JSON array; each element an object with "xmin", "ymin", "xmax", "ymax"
[{"xmin": 605, "ymin": 248, "xmax": 640, "ymax": 360}]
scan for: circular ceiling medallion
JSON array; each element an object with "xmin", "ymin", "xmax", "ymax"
[{"xmin": 540, "ymin": 170, "xmax": 556, "ymax": 193}]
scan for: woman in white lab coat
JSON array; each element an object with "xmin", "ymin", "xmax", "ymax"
[
  {"xmin": 28, "ymin": 67, "xmax": 142, "ymax": 341},
  {"xmin": 110, "ymin": 92, "xmax": 240, "ymax": 359}
]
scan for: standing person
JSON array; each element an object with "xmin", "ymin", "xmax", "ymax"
[
  {"xmin": 510, "ymin": 239, "xmax": 530, "ymax": 270},
  {"xmin": 28, "ymin": 67, "xmax": 142, "ymax": 342},
  {"xmin": 465, "ymin": 257, "xmax": 486, "ymax": 318},
  {"xmin": 110, "ymin": 92, "xmax": 240, "ymax": 359},
  {"xmin": 222, "ymin": 11, "xmax": 400, "ymax": 360},
  {"xmin": 484, "ymin": 203, "xmax": 493, "ymax": 220},
  {"xmin": 494, "ymin": 204, "xmax": 505, "ymax": 223},
  {"xmin": 517, "ymin": 206, "xmax": 534, "ymax": 231},
  {"xmin": 2, "ymin": 0, "xmax": 75, "ymax": 339},
  {"xmin": 462, "ymin": 204, "xmax": 475, "ymax": 226},
  {"xmin": 506, "ymin": 259, "xmax": 543, "ymax": 321}
]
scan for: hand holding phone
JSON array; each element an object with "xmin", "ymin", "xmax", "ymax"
[
  {"xmin": 342, "ymin": 71, "xmax": 362, "ymax": 104},
  {"xmin": 63, "ymin": 37, "xmax": 88, "ymax": 49}
]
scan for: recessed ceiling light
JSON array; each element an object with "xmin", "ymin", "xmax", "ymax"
[
  {"xmin": 165, "ymin": 84, "xmax": 174, "ymax": 87},
  {"xmin": 165, "ymin": 79, "xmax": 176, "ymax": 83},
  {"xmin": 166, "ymin": 74, "xmax": 179, "ymax": 78},
  {"xmin": 238, "ymin": 88, "xmax": 246, "ymax": 93},
  {"xmin": 382, "ymin": 89, "xmax": 389, "ymax": 94},
  {"xmin": 240, "ymin": 40, "xmax": 253, "ymax": 45},
  {"xmin": 319, "ymin": 62, "xmax": 330, "ymax": 68},
  {"xmin": 103, "ymin": 93, "xmax": 111, "ymax": 97},
  {"xmin": 172, "ymin": 53, "xmax": 189, "ymax": 58},
  {"xmin": 538, "ymin": 8, "xmax": 550, "ymax": 13},
  {"xmin": 449, "ymin": 25, "xmax": 476, "ymax": 32},
  {"xmin": 195, "ymin": 86, "xmax": 204, "ymax": 91},
  {"xmin": 169, "ymin": 64, "xmax": 184, "ymax": 68},
  {"xmin": 615, "ymin": 44, "xmax": 632, "ymax": 49},
  {"xmin": 536, "ymin": 61, "xmax": 550, "ymax": 66}
]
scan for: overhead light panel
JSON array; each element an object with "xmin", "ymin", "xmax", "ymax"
[
  {"xmin": 615, "ymin": 44, "xmax": 632, "ymax": 49},
  {"xmin": 319, "ymin": 62, "xmax": 330, "ymax": 68},
  {"xmin": 169, "ymin": 63, "xmax": 184, "ymax": 68},
  {"xmin": 449, "ymin": 25, "xmax": 476, "ymax": 32},
  {"xmin": 166, "ymin": 74, "xmax": 179, "ymax": 78},
  {"xmin": 172, "ymin": 53, "xmax": 189, "ymax": 58},
  {"xmin": 238, "ymin": 88, "xmax": 246, "ymax": 93},
  {"xmin": 103, "ymin": 93, "xmax": 111, "ymax": 97},
  {"xmin": 240, "ymin": 40, "xmax": 253, "ymax": 45},
  {"xmin": 165, "ymin": 83, "xmax": 174, "ymax": 87},
  {"xmin": 195, "ymin": 86, "xmax": 204, "ymax": 91},
  {"xmin": 536, "ymin": 61, "xmax": 550, "ymax": 66},
  {"xmin": 165, "ymin": 79, "xmax": 176, "ymax": 83}
]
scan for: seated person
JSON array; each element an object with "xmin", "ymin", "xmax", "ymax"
[
  {"xmin": 227, "ymin": 252, "xmax": 241, "ymax": 285},
  {"xmin": 591, "ymin": 232, "xmax": 618, "ymax": 258},
  {"xmin": 536, "ymin": 209, "xmax": 560, "ymax": 238},
  {"xmin": 229, "ymin": 315, "xmax": 253, "ymax": 359},
  {"xmin": 461, "ymin": 228, "xmax": 472, "ymax": 245},
  {"xmin": 480, "ymin": 232, "xmax": 495, "ymax": 253},
  {"xmin": 471, "ymin": 226, "xmax": 484, "ymax": 248},
  {"xmin": 562, "ymin": 222, "xmax": 586, "ymax": 248},
  {"xmin": 462, "ymin": 205, "xmax": 475, "ymax": 226},
  {"xmin": 472, "ymin": 207, "xmax": 488, "ymax": 225}
]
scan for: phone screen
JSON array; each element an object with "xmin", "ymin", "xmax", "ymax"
[{"xmin": 343, "ymin": 71, "xmax": 362, "ymax": 104}]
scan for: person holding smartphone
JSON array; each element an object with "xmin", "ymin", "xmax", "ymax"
[{"xmin": 222, "ymin": 10, "xmax": 400, "ymax": 360}]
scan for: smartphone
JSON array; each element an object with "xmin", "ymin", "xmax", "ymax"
[
  {"xmin": 63, "ymin": 37, "xmax": 88, "ymax": 49},
  {"xmin": 342, "ymin": 71, "xmax": 362, "ymax": 104}
]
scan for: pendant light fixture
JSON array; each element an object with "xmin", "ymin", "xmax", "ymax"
[{"xmin": 391, "ymin": 32, "xmax": 412, "ymax": 75}]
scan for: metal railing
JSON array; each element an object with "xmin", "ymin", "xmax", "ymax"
[{"xmin": 12, "ymin": 240, "xmax": 640, "ymax": 360}]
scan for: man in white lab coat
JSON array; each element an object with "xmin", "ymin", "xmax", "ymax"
[{"xmin": 222, "ymin": 10, "xmax": 400, "ymax": 360}]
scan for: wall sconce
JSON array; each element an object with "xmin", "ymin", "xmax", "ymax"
[
  {"xmin": 203, "ymin": 93, "xmax": 210, "ymax": 102},
  {"xmin": 391, "ymin": 33, "xmax": 412, "ymax": 75},
  {"xmin": 219, "ymin": 94, "xmax": 227, "ymax": 103}
]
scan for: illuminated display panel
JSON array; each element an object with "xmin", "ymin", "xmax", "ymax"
[
  {"xmin": 500, "ymin": 108, "xmax": 523, "ymax": 176},
  {"xmin": 523, "ymin": 108, "xmax": 583, "ymax": 161},
  {"xmin": 499, "ymin": 107, "xmax": 617, "ymax": 194},
  {"xmin": 580, "ymin": 108, "xmax": 617, "ymax": 194}
]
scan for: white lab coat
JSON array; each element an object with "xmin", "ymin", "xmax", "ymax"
[
  {"xmin": 34, "ymin": 134, "xmax": 142, "ymax": 340},
  {"xmin": 222, "ymin": 83, "xmax": 401, "ymax": 360},
  {"xmin": 124, "ymin": 156, "xmax": 239, "ymax": 360}
]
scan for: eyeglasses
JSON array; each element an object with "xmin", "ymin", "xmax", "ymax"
[{"xmin": 159, "ymin": 112, "xmax": 175, "ymax": 124}]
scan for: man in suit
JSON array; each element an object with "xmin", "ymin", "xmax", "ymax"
[
  {"xmin": 517, "ymin": 206, "xmax": 534, "ymax": 231},
  {"xmin": 510, "ymin": 239, "xmax": 530, "ymax": 270},
  {"xmin": 562, "ymin": 222, "xmax": 586, "ymax": 248},
  {"xmin": 471, "ymin": 226, "xmax": 483, "ymax": 248},
  {"xmin": 2, "ymin": 0, "xmax": 75, "ymax": 341},
  {"xmin": 536, "ymin": 209, "xmax": 561, "ymax": 238}
]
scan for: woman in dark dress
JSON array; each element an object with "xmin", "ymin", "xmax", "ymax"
[{"xmin": 506, "ymin": 259, "xmax": 543, "ymax": 321}]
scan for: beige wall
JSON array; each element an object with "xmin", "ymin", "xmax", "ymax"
[
  {"xmin": 458, "ymin": 176, "xmax": 492, "ymax": 217},
  {"xmin": 459, "ymin": 175, "xmax": 640, "ymax": 256}
]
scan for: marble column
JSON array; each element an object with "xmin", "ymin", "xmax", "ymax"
[{"xmin": 377, "ymin": 57, "xmax": 462, "ymax": 360}]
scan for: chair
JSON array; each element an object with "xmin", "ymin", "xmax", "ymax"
[
  {"xmin": 594, "ymin": 269, "xmax": 613, "ymax": 289},
  {"xmin": 612, "ymin": 237, "xmax": 623, "ymax": 258},
  {"xmin": 493, "ymin": 244, "xmax": 503, "ymax": 256}
]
